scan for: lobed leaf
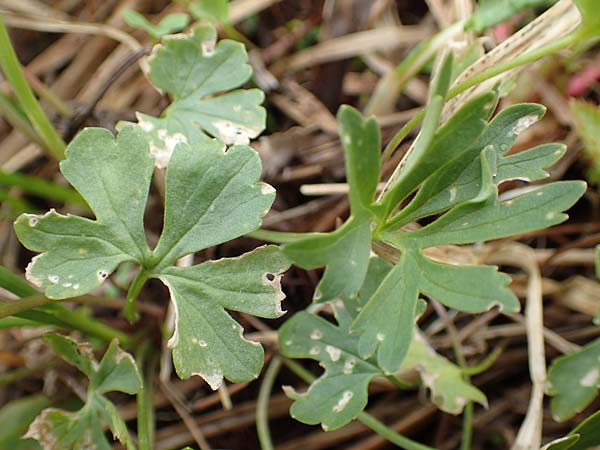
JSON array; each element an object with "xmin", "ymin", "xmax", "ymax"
[
  {"xmin": 412, "ymin": 252, "xmax": 519, "ymax": 313},
  {"xmin": 280, "ymin": 311, "xmax": 380, "ymax": 431},
  {"xmin": 388, "ymin": 102, "xmax": 546, "ymax": 228},
  {"xmin": 280, "ymin": 257, "xmax": 485, "ymax": 430},
  {"xmin": 283, "ymin": 217, "xmax": 371, "ymax": 303},
  {"xmin": 351, "ymin": 252, "xmax": 420, "ymax": 373},
  {"xmin": 382, "ymin": 91, "xmax": 497, "ymax": 217},
  {"xmin": 151, "ymin": 139, "xmax": 275, "ymax": 269},
  {"xmin": 26, "ymin": 335, "xmax": 141, "ymax": 450},
  {"xmin": 283, "ymin": 107, "xmax": 381, "ymax": 302},
  {"xmin": 408, "ymin": 181, "xmax": 586, "ymax": 248},
  {"xmin": 159, "ymin": 245, "xmax": 290, "ymax": 388},
  {"xmin": 14, "ymin": 126, "xmax": 153, "ymax": 298},
  {"xmin": 547, "ymin": 337, "xmax": 600, "ymax": 421},
  {"xmin": 135, "ymin": 24, "xmax": 264, "ymax": 167}
]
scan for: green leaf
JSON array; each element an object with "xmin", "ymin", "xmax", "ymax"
[
  {"xmin": 26, "ymin": 407, "xmax": 113, "ymax": 450},
  {"xmin": 351, "ymin": 252, "xmax": 420, "ymax": 373},
  {"xmin": 388, "ymin": 103, "xmax": 547, "ymax": 227},
  {"xmin": 283, "ymin": 217, "xmax": 371, "ymax": 302},
  {"xmin": 0, "ymin": 395, "xmax": 50, "ymax": 449},
  {"xmin": 547, "ymin": 337, "xmax": 600, "ymax": 421},
  {"xmin": 413, "ymin": 251, "xmax": 519, "ymax": 313},
  {"xmin": 466, "ymin": 0, "xmax": 558, "ymax": 33},
  {"xmin": 382, "ymin": 91, "xmax": 497, "ymax": 218},
  {"xmin": 495, "ymin": 143, "xmax": 565, "ymax": 183},
  {"xmin": 122, "ymin": 10, "xmax": 190, "ymax": 40},
  {"xmin": 151, "ymin": 139, "xmax": 274, "ymax": 269},
  {"xmin": 337, "ymin": 106, "xmax": 381, "ymax": 215},
  {"xmin": 543, "ymin": 409, "xmax": 600, "ymax": 450},
  {"xmin": 280, "ymin": 311, "xmax": 380, "ymax": 431},
  {"xmin": 14, "ymin": 126, "xmax": 153, "ymax": 298},
  {"xmin": 135, "ymin": 24, "xmax": 264, "ymax": 167},
  {"xmin": 159, "ymin": 245, "xmax": 290, "ymax": 388},
  {"xmin": 187, "ymin": 0, "xmax": 229, "ymax": 23},
  {"xmin": 26, "ymin": 335, "xmax": 141, "ymax": 450},
  {"xmin": 15, "ymin": 122, "xmax": 279, "ymax": 388},
  {"xmin": 283, "ymin": 107, "xmax": 381, "ymax": 302},
  {"xmin": 279, "ymin": 257, "xmax": 485, "ymax": 430},
  {"xmin": 571, "ymin": 100, "xmax": 600, "ymax": 185},
  {"xmin": 400, "ymin": 332, "xmax": 487, "ymax": 414},
  {"xmin": 408, "ymin": 181, "xmax": 586, "ymax": 248}
]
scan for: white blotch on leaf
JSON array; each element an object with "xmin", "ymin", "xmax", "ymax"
[
  {"xmin": 546, "ymin": 212, "xmax": 556, "ymax": 220},
  {"xmin": 62, "ymin": 282, "xmax": 72, "ymax": 288},
  {"xmin": 213, "ymin": 120, "xmax": 257, "ymax": 146},
  {"xmin": 376, "ymin": 333, "xmax": 385, "ymax": 342},
  {"xmin": 202, "ymin": 39, "xmax": 216, "ymax": 56},
  {"xmin": 28, "ymin": 216, "xmax": 38, "ymax": 226},
  {"xmin": 97, "ymin": 269, "xmax": 109, "ymax": 281},
  {"xmin": 512, "ymin": 115, "xmax": 540, "ymax": 135},
  {"xmin": 332, "ymin": 390, "xmax": 353, "ymax": 412},
  {"xmin": 310, "ymin": 330, "xmax": 323, "ymax": 340},
  {"xmin": 309, "ymin": 347, "xmax": 320, "ymax": 355},
  {"xmin": 580, "ymin": 368, "xmax": 599, "ymax": 387},
  {"xmin": 325, "ymin": 345, "xmax": 341, "ymax": 362},
  {"xmin": 139, "ymin": 119, "xmax": 154, "ymax": 132},
  {"xmin": 198, "ymin": 340, "xmax": 208, "ymax": 348},
  {"xmin": 449, "ymin": 187, "xmax": 457, "ymax": 202},
  {"xmin": 48, "ymin": 275, "xmax": 59, "ymax": 284},
  {"xmin": 73, "ymin": 284, "xmax": 80, "ymax": 289},
  {"xmin": 343, "ymin": 358, "xmax": 356, "ymax": 374}
]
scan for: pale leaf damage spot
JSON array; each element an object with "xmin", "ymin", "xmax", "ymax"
[
  {"xmin": 325, "ymin": 345, "xmax": 341, "ymax": 362},
  {"xmin": 332, "ymin": 390, "xmax": 353, "ymax": 412},
  {"xmin": 580, "ymin": 368, "xmax": 599, "ymax": 387}
]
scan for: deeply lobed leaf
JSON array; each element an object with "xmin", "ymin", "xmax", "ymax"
[
  {"xmin": 134, "ymin": 24, "xmax": 265, "ymax": 167},
  {"xmin": 159, "ymin": 245, "xmax": 290, "ymax": 388}
]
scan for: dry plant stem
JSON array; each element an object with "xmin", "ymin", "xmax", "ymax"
[
  {"xmin": 430, "ymin": 300, "xmax": 473, "ymax": 450},
  {"xmin": 487, "ymin": 243, "xmax": 546, "ymax": 450},
  {"xmin": 0, "ymin": 12, "xmax": 143, "ymax": 53},
  {"xmin": 0, "ymin": 15, "xmax": 65, "ymax": 159},
  {"xmin": 256, "ymin": 355, "xmax": 282, "ymax": 450},
  {"xmin": 160, "ymin": 380, "xmax": 212, "ymax": 450}
]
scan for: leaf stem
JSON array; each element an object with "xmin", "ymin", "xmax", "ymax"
[
  {"xmin": 281, "ymin": 357, "xmax": 437, "ymax": 450},
  {"xmin": 0, "ymin": 16, "xmax": 66, "ymax": 159},
  {"xmin": 125, "ymin": 270, "xmax": 149, "ymax": 323},
  {"xmin": 0, "ymin": 266, "xmax": 131, "ymax": 345},
  {"xmin": 136, "ymin": 342, "xmax": 156, "ymax": 450},
  {"xmin": 256, "ymin": 355, "xmax": 281, "ymax": 450}
]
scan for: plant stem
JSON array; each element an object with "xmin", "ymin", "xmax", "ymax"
[
  {"xmin": 357, "ymin": 411, "xmax": 437, "ymax": 450},
  {"xmin": 124, "ymin": 270, "xmax": 148, "ymax": 323},
  {"xmin": 247, "ymin": 229, "xmax": 316, "ymax": 243},
  {"xmin": 137, "ymin": 343, "xmax": 156, "ymax": 450},
  {"xmin": 0, "ymin": 169, "xmax": 87, "ymax": 206},
  {"xmin": 257, "ymin": 356, "xmax": 281, "ymax": 450},
  {"xmin": 448, "ymin": 33, "xmax": 579, "ymax": 99},
  {"xmin": 281, "ymin": 357, "xmax": 437, "ymax": 450},
  {"xmin": 0, "ymin": 92, "xmax": 44, "ymax": 145},
  {"xmin": 0, "ymin": 15, "xmax": 66, "ymax": 159},
  {"xmin": 381, "ymin": 109, "xmax": 426, "ymax": 164},
  {"xmin": 0, "ymin": 266, "xmax": 131, "ymax": 345}
]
